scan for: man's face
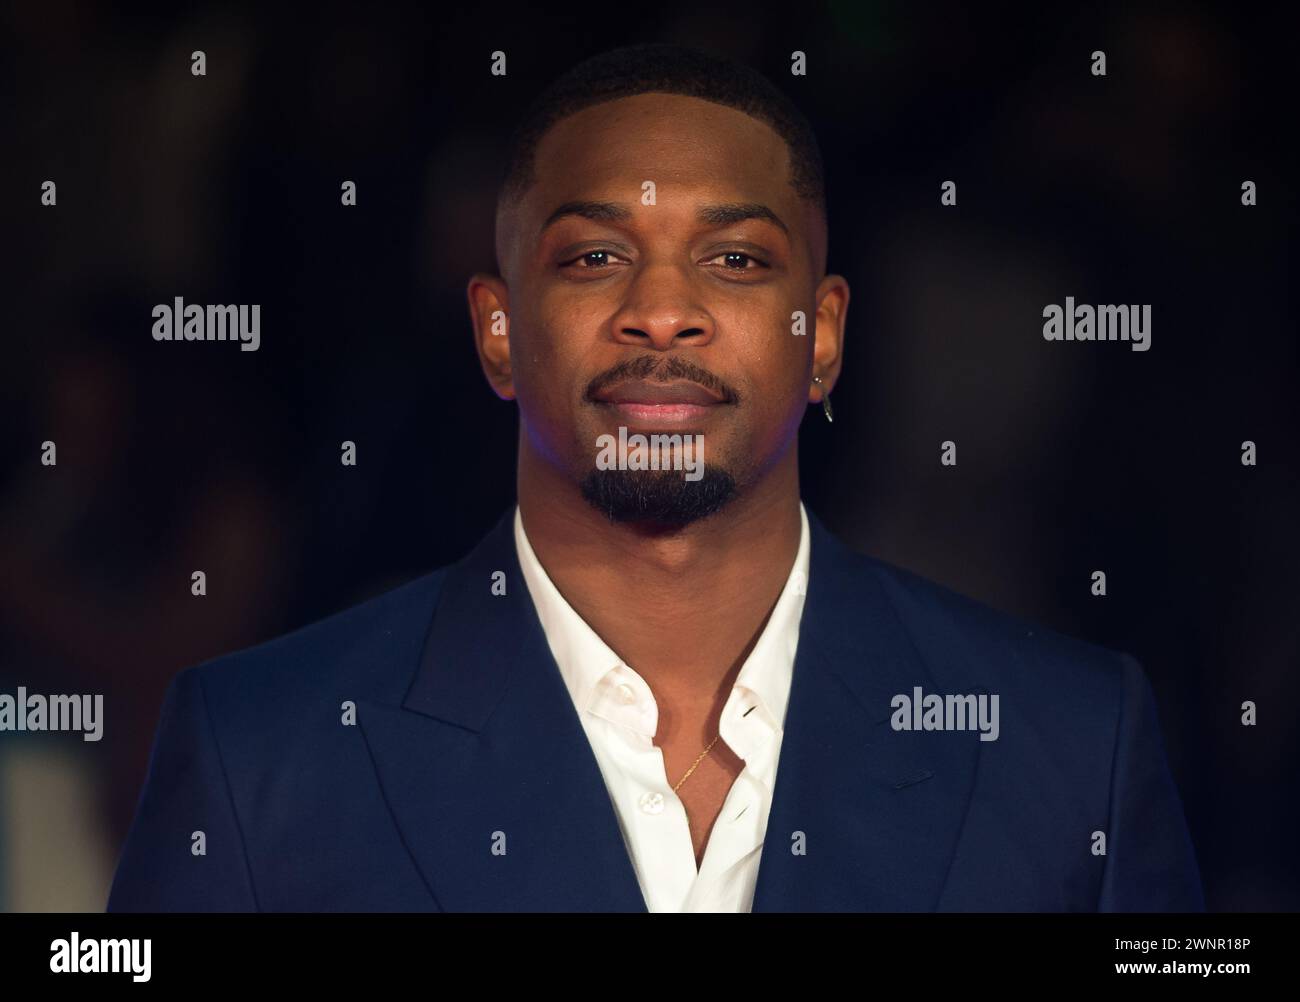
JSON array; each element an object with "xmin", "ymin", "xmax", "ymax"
[{"xmin": 475, "ymin": 92, "xmax": 844, "ymax": 528}]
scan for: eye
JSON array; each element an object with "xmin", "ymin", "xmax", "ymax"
[
  {"xmin": 704, "ymin": 251, "xmax": 768, "ymax": 271},
  {"xmin": 562, "ymin": 249, "xmax": 626, "ymax": 270}
]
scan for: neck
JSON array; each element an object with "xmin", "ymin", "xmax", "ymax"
[{"xmin": 516, "ymin": 438, "xmax": 803, "ymax": 708}]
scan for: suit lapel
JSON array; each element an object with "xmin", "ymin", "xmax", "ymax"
[
  {"xmin": 751, "ymin": 512, "xmax": 982, "ymax": 911},
  {"xmin": 359, "ymin": 505, "xmax": 979, "ymax": 912},
  {"xmin": 357, "ymin": 509, "xmax": 647, "ymax": 911}
]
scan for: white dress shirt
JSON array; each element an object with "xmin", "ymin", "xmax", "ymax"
[{"xmin": 513, "ymin": 503, "xmax": 810, "ymax": 912}]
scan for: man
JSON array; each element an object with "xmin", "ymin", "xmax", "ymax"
[{"xmin": 107, "ymin": 43, "xmax": 1204, "ymax": 912}]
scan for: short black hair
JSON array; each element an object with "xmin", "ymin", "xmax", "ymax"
[{"xmin": 496, "ymin": 43, "xmax": 826, "ymax": 222}]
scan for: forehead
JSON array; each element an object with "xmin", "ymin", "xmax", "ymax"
[{"xmin": 526, "ymin": 92, "xmax": 796, "ymax": 219}]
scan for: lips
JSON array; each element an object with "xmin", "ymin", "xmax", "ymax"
[
  {"xmin": 592, "ymin": 379, "xmax": 725, "ymax": 406},
  {"xmin": 592, "ymin": 379, "xmax": 727, "ymax": 429}
]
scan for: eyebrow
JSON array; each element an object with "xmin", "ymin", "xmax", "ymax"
[{"xmin": 540, "ymin": 200, "xmax": 789, "ymax": 236}]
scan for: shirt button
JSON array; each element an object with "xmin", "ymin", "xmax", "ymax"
[
  {"xmin": 639, "ymin": 791, "xmax": 665, "ymax": 815},
  {"xmin": 616, "ymin": 683, "xmax": 637, "ymax": 704}
]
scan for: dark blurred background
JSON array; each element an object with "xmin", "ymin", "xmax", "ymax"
[{"xmin": 1, "ymin": 1, "xmax": 1296, "ymax": 910}]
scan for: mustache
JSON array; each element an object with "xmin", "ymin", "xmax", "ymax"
[{"xmin": 585, "ymin": 355, "xmax": 740, "ymax": 404}]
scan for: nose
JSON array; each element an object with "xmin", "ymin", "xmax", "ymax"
[{"xmin": 608, "ymin": 260, "xmax": 716, "ymax": 351}]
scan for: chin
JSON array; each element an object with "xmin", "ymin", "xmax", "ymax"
[{"xmin": 578, "ymin": 466, "xmax": 739, "ymax": 530}]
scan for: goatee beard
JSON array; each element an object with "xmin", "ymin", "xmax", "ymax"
[{"xmin": 579, "ymin": 466, "xmax": 738, "ymax": 530}]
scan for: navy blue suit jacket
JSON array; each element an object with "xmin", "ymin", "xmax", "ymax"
[{"xmin": 107, "ymin": 506, "xmax": 1204, "ymax": 911}]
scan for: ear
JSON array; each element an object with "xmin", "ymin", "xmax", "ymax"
[
  {"xmin": 809, "ymin": 273, "xmax": 849, "ymax": 403},
  {"xmin": 466, "ymin": 273, "xmax": 515, "ymax": 400}
]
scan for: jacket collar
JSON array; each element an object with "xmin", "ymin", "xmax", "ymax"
[{"xmin": 357, "ymin": 505, "xmax": 979, "ymax": 911}]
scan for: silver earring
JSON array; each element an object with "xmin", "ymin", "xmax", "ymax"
[{"xmin": 812, "ymin": 376, "xmax": 833, "ymax": 423}]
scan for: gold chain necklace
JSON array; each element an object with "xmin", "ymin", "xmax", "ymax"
[{"xmin": 672, "ymin": 734, "xmax": 721, "ymax": 793}]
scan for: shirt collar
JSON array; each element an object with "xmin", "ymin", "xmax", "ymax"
[{"xmin": 514, "ymin": 503, "xmax": 810, "ymax": 734}]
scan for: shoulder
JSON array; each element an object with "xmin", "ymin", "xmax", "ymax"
[
  {"xmin": 171, "ymin": 566, "xmax": 450, "ymax": 733},
  {"xmin": 848, "ymin": 546, "xmax": 1139, "ymax": 724}
]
